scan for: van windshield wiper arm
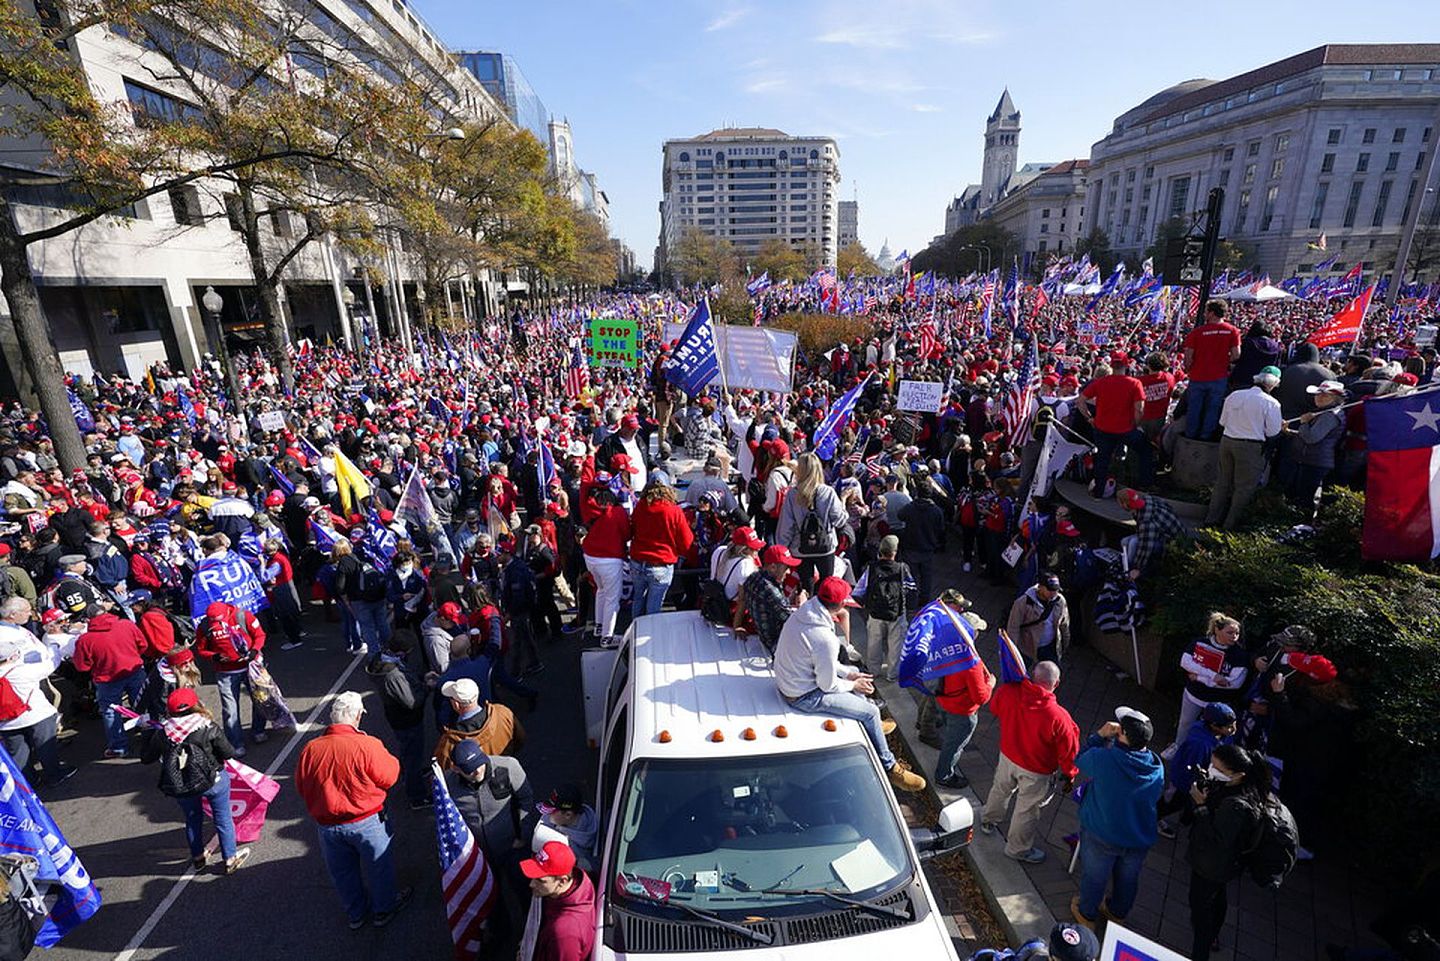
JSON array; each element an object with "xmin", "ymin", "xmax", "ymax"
[
  {"xmin": 643, "ymin": 900, "xmax": 772, "ymax": 945},
  {"xmin": 760, "ymin": 887, "xmax": 911, "ymax": 921}
]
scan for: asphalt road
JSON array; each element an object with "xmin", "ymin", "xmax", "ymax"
[{"xmin": 39, "ymin": 614, "xmax": 594, "ymax": 961}]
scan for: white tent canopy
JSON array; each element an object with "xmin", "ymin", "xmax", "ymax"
[
  {"xmin": 1214, "ymin": 284, "xmax": 1295, "ymax": 302},
  {"xmin": 1061, "ymin": 283, "xmax": 1102, "ymax": 296}
]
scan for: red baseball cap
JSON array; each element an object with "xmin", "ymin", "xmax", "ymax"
[
  {"xmin": 0, "ymin": 543, "xmax": 10, "ymax": 557},
  {"xmin": 761, "ymin": 544, "xmax": 801, "ymax": 567},
  {"xmin": 611, "ymin": 453, "xmax": 640, "ymax": 475},
  {"xmin": 620, "ymin": 413, "xmax": 640, "ymax": 430},
  {"xmin": 816, "ymin": 576, "xmax": 860, "ymax": 608},
  {"xmin": 519, "ymin": 840, "xmax": 576, "ymax": 879},
  {"xmin": 438, "ymin": 601, "xmax": 464, "ymax": 622},
  {"xmin": 731, "ymin": 526, "xmax": 765, "ymax": 550},
  {"xmin": 41, "ymin": 608, "xmax": 67, "ymax": 627},
  {"xmin": 167, "ymin": 688, "xmax": 199, "ymax": 714}
]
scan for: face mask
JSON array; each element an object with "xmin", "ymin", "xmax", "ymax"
[
  {"xmin": 396, "ymin": 565, "xmax": 414, "ymax": 578},
  {"xmin": 1205, "ymin": 764, "xmax": 1233, "ymax": 784}
]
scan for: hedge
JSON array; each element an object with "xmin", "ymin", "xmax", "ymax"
[
  {"xmin": 766, "ymin": 313, "xmax": 875, "ymax": 357},
  {"xmin": 1151, "ymin": 488, "xmax": 1440, "ymax": 879}
]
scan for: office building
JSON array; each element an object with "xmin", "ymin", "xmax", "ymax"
[
  {"xmin": 457, "ymin": 51, "xmax": 549, "ymax": 146},
  {"xmin": 1, "ymin": 0, "xmax": 513, "ymax": 390},
  {"xmin": 659, "ymin": 127, "xmax": 841, "ymax": 268},
  {"xmin": 838, "ymin": 200, "xmax": 859, "ymax": 250},
  {"xmin": 983, "ymin": 160, "xmax": 1090, "ymax": 269},
  {"xmin": 1086, "ymin": 44, "xmax": 1440, "ymax": 277}
]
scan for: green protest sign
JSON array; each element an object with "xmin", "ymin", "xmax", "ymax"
[{"xmin": 589, "ymin": 316, "xmax": 640, "ymax": 368}]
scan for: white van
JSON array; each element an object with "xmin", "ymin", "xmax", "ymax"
[{"xmin": 584, "ymin": 610, "xmax": 973, "ymax": 959}]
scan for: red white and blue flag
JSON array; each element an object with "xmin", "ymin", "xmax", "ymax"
[
  {"xmin": 997, "ymin": 628, "xmax": 1029, "ymax": 684},
  {"xmin": 563, "ymin": 340, "xmax": 589, "ymax": 397},
  {"xmin": 1000, "ymin": 336, "xmax": 1041, "ymax": 447},
  {"xmin": 1308, "ymin": 284, "xmax": 1375, "ymax": 347},
  {"xmin": 896, "ymin": 601, "xmax": 979, "ymax": 689},
  {"xmin": 432, "ymin": 762, "xmax": 496, "ymax": 960},
  {"xmin": 1361, "ymin": 389, "xmax": 1440, "ymax": 562}
]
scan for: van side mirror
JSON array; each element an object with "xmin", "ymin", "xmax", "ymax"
[{"xmin": 910, "ymin": 798, "xmax": 974, "ymax": 861}]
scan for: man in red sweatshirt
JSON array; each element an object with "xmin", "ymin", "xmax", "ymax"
[
  {"xmin": 71, "ymin": 604, "xmax": 148, "ymax": 758},
  {"xmin": 628, "ymin": 482, "xmax": 693, "ymax": 619},
  {"xmin": 933, "ymin": 596, "xmax": 994, "ymax": 791},
  {"xmin": 520, "ymin": 840, "xmax": 596, "ymax": 961},
  {"xmin": 195, "ymin": 601, "xmax": 267, "ymax": 756},
  {"xmin": 979, "ymin": 660, "xmax": 1080, "ymax": 863}
]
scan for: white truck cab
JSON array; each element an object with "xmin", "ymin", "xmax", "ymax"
[{"xmin": 583, "ymin": 611, "xmax": 973, "ymax": 959}]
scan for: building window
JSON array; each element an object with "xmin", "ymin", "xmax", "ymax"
[
  {"xmin": 1168, "ymin": 178, "xmax": 1191, "ymax": 218},
  {"xmin": 1145, "ymin": 165, "xmax": 1154, "ymax": 179},
  {"xmin": 1362, "ymin": 128, "xmax": 1376, "ymax": 144},
  {"xmin": 1343, "ymin": 181, "xmax": 1364, "ymax": 227},
  {"xmin": 1401, "ymin": 179, "xmax": 1419, "ymax": 223},
  {"xmin": 1356, "ymin": 153, "xmax": 1370, "ymax": 173},
  {"xmin": 1124, "ymin": 188, "xmax": 1133, "ymax": 202},
  {"xmin": 1141, "ymin": 184, "xmax": 1152, "ymax": 200},
  {"xmin": 1138, "ymin": 204, "xmax": 1149, "ymax": 224},
  {"xmin": 1126, "ymin": 169, "xmax": 1136, "ymax": 182},
  {"xmin": 123, "ymin": 78, "xmax": 199, "ymax": 126},
  {"xmin": 1042, "ymin": 208, "xmax": 1050, "ymax": 218},
  {"xmin": 1247, "ymin": 141, "xmax": 1260, "ymax": 157},
  {"xmin": 1222, "ymin": 147, "xmax": 1234, "ymax": 162},
  {"xmin": 1275, "ymin": 134, "xmax": 1290, "ymax": 153},
  {"xmin": 1418, "ymin": 152, "xmax": 1428, "ymax": 172},
  {"xmin": 1038, "ymin": 240, "xmax": 1047, "ymax": 253},
  {"xmin": 1393, "ymin": 128, "xmax": 1407, "ymax": 144},
  {"xmin": 222, "ymin": 194, "xmax": 245, "ymax": 231},
  {"xmin": 1424, "ymin": 127, "xmax": 1433, "ymax": 144},
  {"xmin": 1243, "ymin": 163, "xmax": 1256, "ymax": 184},
  {"xmin": 1236, "ymin": 189, "xmax": 1250, "ymax": 232},
  {"xmin": 269, "ymin": 209, "xmax": 292, "ymax": 238},
  {"xmin": 168, "ymin": 186, "xmax": 203, "ymax": 226},
  {"xmin": 1372, "ymin": 180, "xmax": 1393, "ymax": 226},
  {"xmin": 678, "ymin": 151, "xmax": 689, "ymax": 162},
  {"xmin": 1260, "ymin": 186, "xmax": 1279, "ymax": 231},
  {"xmin": 1321, "ymin": 153, "xmax": 1335, "ymax": 174},
  {"xmin": 1271, "ymin": 158, "xmax": 1285, "ymax": 179},
  {"xmin": 1386, "ymin": 151, "xmax": 1400, "ymax": 172},
  {"xmin": 1040, "ymin": 223, "xmax": 1048, "ymax": 233},
  {"xmin": 1309, "ymin": 182, "xmax": 1329, "ymax": 229},
  {"xmin": 1327, "ymin": 128, "xmax": 1342, "ymax": 145}
]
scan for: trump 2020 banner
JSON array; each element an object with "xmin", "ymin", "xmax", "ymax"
[
  {"xmin": 0, "ymin": 746, "xmax": 101, "ymax": 946},
  {"xmin": 189, "ymin": 550, "xmax": 269, "ymax": 619}
]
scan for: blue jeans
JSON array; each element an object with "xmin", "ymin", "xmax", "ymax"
[
  {"xmin": 317, "ymin": 813, "xmax": 398, "ymax": 923},
  {"xmin": 1078, "ymin": 829, "xmax": 1149, "ymax": 920},
  {"xmin": 175, "ymin": 775, "xmax": 237, "ymax": 861},
  {"xmin": 788, "ymin": 687, "xmax": 895, "ymax": 769},
  {"xmin": 350, "ymin": 600, "xmax": 391, "ymax": 655},
  {"xmin": 1, "ymin": 713, "xmax": 62, "ymax": 782},
  {"xmin": 215, "ymin": 670, "xmax": 266, "ymax": 751},
  {"xmin": 1185, "ymin": 378, "xmax": 1228, "ymax": 439},
  {"xmin": 95, "ymin": 669, "xmax": 147, "ymax": 753},
  {"xmin": 936, "ymin": 710, "xmax": 978, "ymax": 780},
  {"xmin": 631, "ymin": 562, "xmax": 674, "ymax": 618},
  {"xmin": 1092, "ymin": 428, "xmax": 1154, "ymax": 489}
]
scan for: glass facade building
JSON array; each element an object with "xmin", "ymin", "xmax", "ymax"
[{"xmin": 458, "ymin": 51, "xmax": 548, "ymax": 147}]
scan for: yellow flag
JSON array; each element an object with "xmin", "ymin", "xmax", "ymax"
[{"xmin": 332, "ymin": 450, "xmax": 371, "ymax": 517}]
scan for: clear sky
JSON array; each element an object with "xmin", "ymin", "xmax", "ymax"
[{"xmin": 410, "ymin": 0, "xmax": 1431, "ymax": 271}]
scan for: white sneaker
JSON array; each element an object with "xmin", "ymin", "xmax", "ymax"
[
  {"xmin": 280, "ymin": 641, "xmax": 303, "ymax": 651},
  {"xmin": 963, "ymin": 562, "xmax": 972, "ymax": 573}
]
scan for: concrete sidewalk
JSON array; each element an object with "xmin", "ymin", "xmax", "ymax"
[{"xmin": 870, "ymin": 550, "xmax": 1391, "ymax": 961}]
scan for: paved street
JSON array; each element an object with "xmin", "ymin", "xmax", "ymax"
[{"xmin": 40, "ymin": 616, "xmax": 593, "ymax": 961}]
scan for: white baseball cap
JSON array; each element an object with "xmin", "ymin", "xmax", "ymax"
[{"xmin": 441, "ymin": 678, "xmax": 480, "ymax": 703}]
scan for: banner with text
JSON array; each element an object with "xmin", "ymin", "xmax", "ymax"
[
  {"xmin": 896, "ymin": 380, "xmax": 945, "ymax": 413},
  {"xmin": 589, "ymin": 316, "xmax": 641, "ymax": 368},
  {"xmin": 189, "ymin": 551, "xmax": 269, "ymax": 619},
  {"xmin": 663, "ymin": 323, "xmax": 796, "ymax": 393}
]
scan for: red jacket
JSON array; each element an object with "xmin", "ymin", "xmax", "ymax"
[
  {"xmin": 72, "ymin": 613, "xmax": 146, "ymax": 682},
  {"xmin": 129, "ymin": 553, "xmax": 163, "ymax": 589},
  {"xmin": 988, "ymin": 679, "xmax": 1080, "ymax": 778},
  {"xmin": 937, "ymin": 661, "xmax": 994, "ymax": 717},
  {"xmin": 294, "ymin": 724, "xmax": 400, "ymax": 825},
  {"xmin": 628, "ymin": 499, "xmax": 694, "ymax": 565},
  {"xmin": 137, "ymin": 607, "xmax": 176, "ymax": 659},
  {"xmin": 195, "ymin": 604, "xmax": 266, "ymax": 673},
  {"xmin": 535, "ymin": 870, "xmax": 597, "ymax": 961},
  {"xmin": 581, "ymin": 503, "xmax": 631, "ymax": 560}
]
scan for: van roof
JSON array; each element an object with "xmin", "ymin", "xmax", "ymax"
[{"xmin": 626, "ymin": 611, "xmax": 869, "ymax": 759}]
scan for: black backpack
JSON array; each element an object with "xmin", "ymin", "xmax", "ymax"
[
  {"xmin": 701, "ymin": 558, "xmax": 745, "ymax": 626},
  {"xmin": 1243, "ymin": 796, "xmax": 1299, "ymax": 889},
  {"xmin": 864, "ymin": 562, "xmax": 906, "ymax": 621},
  {"xmin": 357, "ymin": 562, "xmax": 387, "ymax": 602},
  {"xmin": 158, "ymin": 734, "xmax": 220, "ymax": 798},
  {"xmin": 167, "ymin": 611, "xmax": 197, "ymax": 648},
  {"xmin": 796, "ymin": 491, "xmax": 829, "ymax": 557}
]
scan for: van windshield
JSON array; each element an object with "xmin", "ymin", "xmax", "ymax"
[{"xmin": 611, "ymin": 745, "xmax": 913, "ymax": 914}]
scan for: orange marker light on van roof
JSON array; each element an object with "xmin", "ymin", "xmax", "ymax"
[
  {"xmin": 774, "ymin": 725, "xmax": 788, "ymax": 738},
  {"xmin": 710, "ymin": 729, "xmax": 725, "ymax": 742},
  {"xmin": 657, "ymin": 730, "xmax": 672, "ymax": 743},
  {"xmin": 741, "ymin": 727, "xmax": 757, "ymax": 740},
  {"xmin": 822, "ymin": 719, "xmax": 838, "ymax": 732}
]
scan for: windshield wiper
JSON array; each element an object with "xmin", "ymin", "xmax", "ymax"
[
  {"xmin": 637, "ymin": 899, "xmax": 773, "ymax": 945},
  {"xmin": 760, "ymin": 887, "xmax": 911, "ymax": 921}
]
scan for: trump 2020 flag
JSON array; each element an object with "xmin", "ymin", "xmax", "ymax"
[
  {"xmin": 664, "ymin": 298, "xmax": 720, "ymax": 395},
  {"xmin": 66, "ymin": 388, "xmax": 95, "ymax": 433},
  {"xmin": 813, "ymin": 371, "xmax": 872, "ymax": 461},
  {"xmin": 997, "ymin": 628, "xmax": 1029, "ymax": 684},
  {"xmin": 0, "ymin": 746, "xmax": 101, "ymax": 946},
  {"xmin": 897, "ymin": 601, "xmax": 979, "ymax": 689},
  {"xmin": 1362, "ymin": 390, "xmax": 1440, "ymax": 561},
  {"xmin": 189, "ymin": 550, "xmax": 269, "ymax": 619}
]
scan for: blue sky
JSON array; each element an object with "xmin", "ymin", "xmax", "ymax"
[{"xmin": 411, "ymin": 0, "xmax": 1428, "ymax": 271}]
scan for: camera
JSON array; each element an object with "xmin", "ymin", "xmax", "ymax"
[{"xmin": 1188, "ymin": 764, "xmax": 1215, "ymax": 793}]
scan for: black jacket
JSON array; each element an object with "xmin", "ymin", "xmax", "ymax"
[
  {"xmin": 140, "ymin": 720, "xmax": 236, "ymax": 797},
  {"xmin": 366, "ymin": 653, "xmax": 427, "ymax": 729},
  {"xmin": 1187, "ymin": 788, "xmax": 1264, "ymax": 882},
  {"xmin": 898, "ymin": 496, "xmax": 947, "ymax": 555}
]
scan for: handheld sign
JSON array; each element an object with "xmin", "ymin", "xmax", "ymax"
[
  {"xmin": 896, "ymin": 380, "xmax": 945, "ymax": 413},
  {"xmin": 589, "ymin": 317, "xmax": 640, "ymax": 369}
]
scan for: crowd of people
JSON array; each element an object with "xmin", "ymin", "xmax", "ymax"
[{"xmin": 0, "ymin": 269, "xmax": 1433, "ymax": 960}]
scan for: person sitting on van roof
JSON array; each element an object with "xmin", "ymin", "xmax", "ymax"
[
  {"xmin": 773, "ymin": 577, "xmax": 925, "ymax": 793},
  {"xmin": 739, "ymin": 544, "xmax": 801, "ymax": 653}
]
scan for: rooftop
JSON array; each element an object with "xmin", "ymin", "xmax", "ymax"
[{"xmin": 691, "ymin": 127, "xmax": 790, "ymax": 141}]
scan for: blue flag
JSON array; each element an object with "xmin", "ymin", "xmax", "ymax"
[
  {"xmin": 1085, "ymin": 265, "xmax": 1125, "ymax": 313},
  {"xmin": 188, "ymin": 550, "xmax": 269, "ymax": 619},
  {"xmin": 362, "ymin": 510, "xmax": 397, "ymax": 572},
  {"xmin": 812, "ymin": 372, "xmax": 872, "ymax": 461},
  {"xmin": 664, "ymin": 298, "xmax": 720, "ymax": 395},
  {"xmin": 268, "ymin": 463, "xmax": 294, "ymax": 497},
  {"xmin": 308, "ymin": 519, "xmax": 338, "ymax": 554},
  {"xmin": 176, "ymin": 387, "xmax": 197, "ymax": 429},
  {"xmin": 998, "ymin": 628, "xmax": 1029, "ymax": 684},
  {"xmin": 896, "ymin": 601, "xmax": 979, "ymax": 690},
  {"xmin": 66, "ymin": 389, "xmax": 95, "ymax": 433},
  {"xmin": 0, "ymin": 748, "xmax": 101, "ymax": 946}
]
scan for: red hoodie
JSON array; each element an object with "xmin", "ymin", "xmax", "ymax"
[
  {"xmin": 535, "ymin": 871, "xmax": 597, "ymax": 961},
  {"xmin": 580, "ymin": 501, "xmax": 631, "ymax": 561},
  {"xmin": 72, "ymin": 612, "xmax": 146, "ymax": 682},
  {"xmin": 628, "ymin": 498, "xmax": 694, "ymax": 565},
  {"xmin": 987, "ymin": 679, "xmax": 1080, "ymax": 778},
  {"xmin": 937, "ymin": 661, "xmax": 994, "ymax": 717},
  {"xmin": 195, "ymin": 602, "xmax": 266, "ymax": 673}
]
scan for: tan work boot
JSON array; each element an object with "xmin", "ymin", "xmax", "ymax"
[
  {"xmin": 887, "ymin": 760, "xmax": 926, "ymax": 792},
  {"xmin": 880, "ymin": 718, "xmax": 898, "ymax": 735},
  {"xmin": 1070, "ymin": 895, "xmax": 1098, "ymax": 931}
]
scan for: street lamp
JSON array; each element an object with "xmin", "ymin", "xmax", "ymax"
[
  {"xmin": 200, "ymin": 286, "xmax": 243, "ymax": 426},
  {"xmin": 341, "ymin": 285, "xmax": 358, "ymax": 346}
]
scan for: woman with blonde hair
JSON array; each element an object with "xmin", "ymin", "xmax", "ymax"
[
  {"xmin": 776, "ymin": 452, "xmax": 851, "ymax": 588},
  {"xmin": 1174, "ymin": 612, "xmax": 1262, "ymax": 743},
  {"xmin": 629, "ymin": 481, "xmax": 692, "ymax": 618}
]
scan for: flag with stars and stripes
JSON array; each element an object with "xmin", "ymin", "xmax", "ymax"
[
  {"xmin": 1000, "ymin": 336, "xmax": 1041, "ymax": 448},
  {"xmin": 563, "ymin": 340, "xmax": 589, "ymax": 398},
  {"xmin": 432, "ymin": 762, "xmax": 496, "ymax": 960}
]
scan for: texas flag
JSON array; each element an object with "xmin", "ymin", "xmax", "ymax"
[
  {"xmin": 1308, "ymin": 284, "xmax": 1375, "ymax": 347},
  {"xmin": 1362, "ymin": 390, "xmax": 1440, "ymax": 561}
]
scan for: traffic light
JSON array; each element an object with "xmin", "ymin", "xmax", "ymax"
[{"xmin": 1162, "ymin": 235, "xmax": 1207, "ymax": 287}]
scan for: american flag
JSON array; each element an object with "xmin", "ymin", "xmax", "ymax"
[
  {"xmin": 564, "ymin": 341, "xmax": 589, "ymax": 397},
  {"xmin": 432, "ymin": 762, "xmax": 496, "ymax": 960},
  {"xmin": 1000, "ymin": 336, "xmax": 1041, "ymax": 448},
  {"xmin": 918, "ymin": 319, "xmax": 940, "ymax": 358}
]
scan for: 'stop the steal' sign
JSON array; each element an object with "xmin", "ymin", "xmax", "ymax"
[
  {"xmin": 589, "ymin": 316, "xmax": 640, "ymax": 369},
  {"xmin": 896, "ymin": 380, "xmax": 945, "ymax": 413}
]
